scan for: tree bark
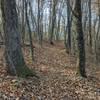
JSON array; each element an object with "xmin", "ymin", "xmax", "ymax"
[
  {"xmin": 75, "ymin": 0, "xmax": 87, "ymax": 77},
  {"xmin": 88, "ymin": 0, "xmax": 92, "ymax": 51},
  {"xmin": 1, "ymin": 0, "xmax": 33, "ymax": 77},
  {"xmin": 66, "ymin": 0, "xmax": 71, "ymax": 54},
  {"xmin": 25, "ymin": 0, "xmax": 34, "ymax": 62}
]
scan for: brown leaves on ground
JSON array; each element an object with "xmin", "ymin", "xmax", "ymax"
[{"xmin": 0, "ymin": 41, "xmax": 100, "ymax": 100}]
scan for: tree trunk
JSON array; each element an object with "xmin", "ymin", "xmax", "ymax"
[
  {"xmin": 66, "ymin": 0, "xmax": 71, "ymax": 54},
  {"xmin": 49, "ymin": 0, "xmax": 57, "ymax": 45},
  {"xmin": 25, "ymin": 0, "xmax": 34, "ymax": 62},
  {"xmin": 88, "ymin": 0, "xmax": 92, "ymax": 52},
  {"xmin": 1, "ymin": 0, "xmax": 33, "ymax": 77},
  {"xmin": 75, "ymin": 0, "xmax": 87, "ymax": 77}
]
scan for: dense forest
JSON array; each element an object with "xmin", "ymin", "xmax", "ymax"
[{"xmin": 0, "ymin": 0, "xmax": 100, "ymax": 99}]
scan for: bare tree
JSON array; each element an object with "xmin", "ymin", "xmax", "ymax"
[
  {"xmin": 74, "ymin": 0, "xmax": 87, "ymax": 77},
  {"xmin": 1, "ymin": 0, "xmax": 34, "ymax": 77}
]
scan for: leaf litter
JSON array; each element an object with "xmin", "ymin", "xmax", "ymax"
[{"xmin": 0, "ymin": 41, "xmax": 100, "ymax": 100}]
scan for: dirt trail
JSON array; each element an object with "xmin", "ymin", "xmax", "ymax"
[
  {"xmin": 0, "ymin": 42, "xmax": 100, "ymax": 100},
  {"xmin": 24, "ymin": 42, "xmax": 100, "ymax": 99}
]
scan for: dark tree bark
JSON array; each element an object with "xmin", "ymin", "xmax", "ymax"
[
  {"xmin": 49, "ymin": 0, "xmax": 57, "ymax": 45},
  {"xmin": 0, "ymin": 32, "xmax": 3, "ymax": 42},
  {"xmin": 1, "ymin": 0, "xmax": 33, "ymax": 77},
  {"xmin": 88, "ymin": 0, "xmax": 92, "ymax": 51},
  {"xmin": 66, "ymin": 0, "xmax": 71, "ymax": 54},
  {"xmin": 75, "ymin": 0, "xmax": 87, "ymax": 77},
  {"xmin": 21, "ymin": 0, "xmax": 26, "ymax": 45}
]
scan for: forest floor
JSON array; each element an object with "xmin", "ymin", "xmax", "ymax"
[{"xmin": 0, "ymin": 41, "xmax": 100, "ymax": 100}]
